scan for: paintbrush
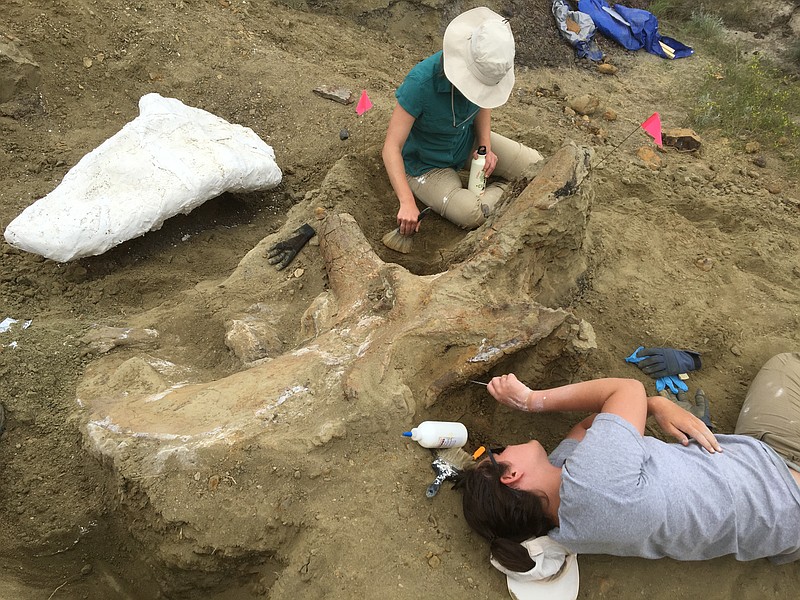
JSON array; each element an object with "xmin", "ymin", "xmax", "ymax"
[
  {"xmin": 381, "ymin": 207, "xmax": 431, "ymax": 254},
  {"xmin": 426, "ymin": 446, "xmax": 477, "ymax": 497}
]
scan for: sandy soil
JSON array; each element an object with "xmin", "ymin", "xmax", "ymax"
[{"xmin": 1, "ymin": 1, "xmax": 799, "ymax": 599}]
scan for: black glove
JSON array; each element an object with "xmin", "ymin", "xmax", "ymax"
[
  {"xmin": 659, "ymin": 388, "xmax": 714, "ymax": 431},
  {"xmin": 634, "ymin": 347, "xmax": 701, "ymax": 378},
  {"xmin": 267, "ymin": 223, "xmax": 316, "ymax": 270}
]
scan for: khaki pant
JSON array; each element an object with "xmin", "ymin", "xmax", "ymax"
[
  {"xmin": 406, "ymin": 132, "xmax": 543, "ymax": 229},
  {"xmin": 735, "ymin": 352, "xmax": 800, "ymax": 470}
]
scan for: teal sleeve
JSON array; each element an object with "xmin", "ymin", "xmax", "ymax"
[{"xmin": 395, "ymin": 71, "xmax": 424, "ymax": 119}]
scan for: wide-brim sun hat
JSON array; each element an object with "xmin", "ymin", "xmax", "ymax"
[
  {"xmin": 490, "ymin": 536, "xmax": 579, "ymax": 600},
  {"xmin": 443, "ymin": 6, "xmax": 516, "ymax": 109}
]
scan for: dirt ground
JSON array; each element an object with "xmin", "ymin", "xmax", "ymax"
[{"xmin": 1, "ymin": 1, "xmax": 799, "ymax": 599}]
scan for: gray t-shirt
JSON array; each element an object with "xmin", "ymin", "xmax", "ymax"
[{"xmin": 547, "ymin": 413, "xmax": 800, "ymax": 561}]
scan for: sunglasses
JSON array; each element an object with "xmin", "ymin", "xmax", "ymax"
[{"xmin": 484, "ymin": 446, "xmax": 506, "ymax": 469}]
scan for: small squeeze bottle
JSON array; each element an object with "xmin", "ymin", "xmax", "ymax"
[{"xmin": 402, "ymin": 421, "xmax": 468, "ymax": 449}]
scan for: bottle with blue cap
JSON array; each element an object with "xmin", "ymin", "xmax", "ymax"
[{"xmin": 402, "ymin": 420, "xmax": 468, "ymax": 449}]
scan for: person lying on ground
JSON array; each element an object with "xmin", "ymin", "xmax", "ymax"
[
  {"xmin": 455, "ymin": 352, "xmax": 800, "ymax": 574},
  {"xmin": 382, "ymin": 7, "xmax": 543, "ymax": 235}
]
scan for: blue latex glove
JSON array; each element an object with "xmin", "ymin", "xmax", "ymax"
[
  {"xmin": 625, "ymin": 346, "xmax": 647, "ymax": 365},
  {"xmin": 625, "ymin": 346, "xmax": 701, "ymax": 378},
  {"xmin": 655, "ymin": 374, "xmax": 689, "ymax": 394}
]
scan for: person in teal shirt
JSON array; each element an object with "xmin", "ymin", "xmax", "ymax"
[{"xmin": 382, "ymin": 7, "xmax": 543, "ymax": 234}]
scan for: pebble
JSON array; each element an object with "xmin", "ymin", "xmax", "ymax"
[
  {"xmin": 695, "ymin": 257, "xmax": 714, "ymax": 271},
  {"xmin": 730, "ymin": 345, "xmax": 743, "ymax": 357},
  {"xmin": 567, "ymin": 94, "xmax": 600, "ymax": 116},
  {"xmin": 597, "ymin": 63, "xmax": 618, "ymax": 75},
  {"xmin": 81, "ymin": 564, "xmax": 93, "ymax": 576},
  {"xmin": 339, "ymin": 128, "xmax": 349, "ymax": 141}
]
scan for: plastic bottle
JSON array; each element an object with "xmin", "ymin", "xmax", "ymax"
[
  {"xmin": 402, "ymin": 421, "xmax": 468, "ymax": 449},
  {"xmin": 467, "ymin": 145, "xmax": 487, "ymax": 195}
]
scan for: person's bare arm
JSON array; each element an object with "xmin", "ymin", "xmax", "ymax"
[
  {"xmin": 488, "ymin": 374, "xmax": 647, "ymax": 434},
  {"xmin": 488, "ymin": 373, "xmax": 720, "ymax": 453},
  {"xmin": 472, "ymin": 108, "xmax": 498, "ymax": 176},
  {"xmin": 382, "ymin": 103, "xmax": 421, "ymax": 236}
]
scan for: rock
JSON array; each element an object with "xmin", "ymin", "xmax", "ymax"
[
  {"xmin": 695, "ymin": 257, "xmax": 714, "ymax": 271},
  {"xmin": 751, "ymin": 155, "xmax": 767, "ymax": 168},
  {"xmin": 602, "ymin": 109, "xmax": 617, "ymax": 121},
  {"xmin": 597, "ymin": 63, "xmax": 618, "ymax": 75},
  {"xmin": 766, "ymin": 182, "xmax": 782, "ymax": 195},
  {"xmin": 730, "ymin": 345, "xmax": 743, "ymax": 357},
  {"xmin": 339, "ymin": 128, "xmax": 349, "ymax": 140},
  {"xmin": 745, "ymin": 141, "xmax": 760, "ymax": 154},
  {"xmin": 563, "ymin": 106, "xmax": 576, "ymax": 117},
  {"xmin": 312, "ymin": 85, "xmax": 354, "ymax": 105},
  {"xmin": 225, "ymin": 315, "xmax": 284, "ymax": 364},
  {"xmin": 663, "ymin": 128, "xmax": 702, "ymax": 153},
  {"xmin": 567, "ymin": 94, "xmax": 600, "ymax": 116},
  {"xmin": 0, "ymin": 38, "xmax": 41, "ymax": 103},
  {"xmin": 636, "ymin": 146, "xmax": 662, "ymax": 170}
]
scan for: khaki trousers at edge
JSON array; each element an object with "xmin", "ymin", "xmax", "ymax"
[
  {"xmin": 735, "ymin": 352, "xmax": 800, "ymax": 470},
  {"xmin": 406, "ymin": 132, "xmax": 543, "ymax": 229}
]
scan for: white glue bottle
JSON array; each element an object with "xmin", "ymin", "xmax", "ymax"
[
  {"xmin": 402, "ymin": 421, "xmax": 468, "ymax": 449},
  {"xmin": 467, "ymin": 145, "xmax": 487, "ymax": 195}
]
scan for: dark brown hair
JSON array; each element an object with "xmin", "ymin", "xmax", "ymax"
[{"xmin": 454, "ymin": 456, "xmax": 554, "ymax": 572}]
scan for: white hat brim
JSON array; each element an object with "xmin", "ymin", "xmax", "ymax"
[
  {"xmin": 506, "ymin": 552, "xmax": 579, "ymax": 600},
  {"xmin": 442, "ymin": 7, "xmax": 515, "ymax": 109}
]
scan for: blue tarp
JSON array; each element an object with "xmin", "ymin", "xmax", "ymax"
[{"xmin": 577, "ymin": 0, "xmax": 693, "ymax": 58}]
